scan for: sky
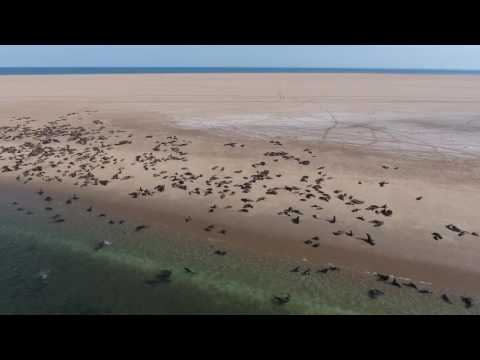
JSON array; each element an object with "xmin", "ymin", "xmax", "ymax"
[{"xmin": 0, "ymin": 45, "xmax": 479, "ymax": 69}]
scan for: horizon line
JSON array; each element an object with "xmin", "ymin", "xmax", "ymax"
[{"xmin": 0, "ymin": 66, "xmax": 480, "ymax": 71}]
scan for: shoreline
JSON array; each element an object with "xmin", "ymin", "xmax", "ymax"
[
  {"xmin": 0, "ymin": 185, "xmax": 475, "ymax": 314},
  {"xmin": 2, "ymin": 174, "xmax": 480, "ymax": 297}
]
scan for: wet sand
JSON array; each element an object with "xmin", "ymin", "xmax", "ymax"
[{"xmin": 1, "ymin": 73, "xmax": 480, "ymax": 311}]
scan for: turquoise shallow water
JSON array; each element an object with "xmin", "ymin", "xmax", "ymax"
[
  {"xmin": 0, "ymin": 186, "xmax": 476, "ymax": 315},
  {"xmin": 0, "ymin": 216, "xmax": 284, "ymax": 314}
]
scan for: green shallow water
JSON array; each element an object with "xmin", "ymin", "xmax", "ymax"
[{"xmin": 0, "ymin": 187, "xmax": 476, "ymax": 315}]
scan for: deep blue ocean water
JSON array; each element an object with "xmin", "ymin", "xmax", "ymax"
[{"xmin": 0, "ymin": 67, "xmax": 480, "ymax": 76}]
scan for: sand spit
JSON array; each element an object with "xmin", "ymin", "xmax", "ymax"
[{"xmin": 1, "ymin": 73, "xmax": 480, "ymax": 311}]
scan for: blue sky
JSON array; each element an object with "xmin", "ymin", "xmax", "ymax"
[{"xmin": 0, "ymin": 46, "xmax": 479, "ymax": 69}]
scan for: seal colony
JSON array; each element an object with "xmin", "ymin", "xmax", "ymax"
[{"xmin": 1, "ymin": 73, "xmax": 480, "ymax": 314}]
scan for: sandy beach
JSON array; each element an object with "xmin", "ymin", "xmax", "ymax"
[{"xmin": 1, "ymin": 73, "xmax": 480, "ymax": 311}]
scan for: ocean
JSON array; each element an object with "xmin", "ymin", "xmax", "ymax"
[{"xmin": 0, "ymin": 67, "xmax": 480, "ymax": 76}]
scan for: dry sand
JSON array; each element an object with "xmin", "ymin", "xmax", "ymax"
[{"xmin": 1, "ymin": 73, "xmax": 480, "ymax": 297}]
